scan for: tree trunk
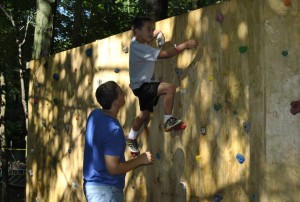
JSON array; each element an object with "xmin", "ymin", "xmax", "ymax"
[
  {"xmin": 71, "ymin": 0, "xmax": 83, "ymax": 48},
  {"xmin": 0, "ymin": 73, "xmax": 9, "ymax": 202},
  {"xmin": 146, "ymin": 0, "xmax": 168, "ymax": 21},
  {"xmin": 32, "ymin": 0, "xmax": 57, "ymax": 59}
]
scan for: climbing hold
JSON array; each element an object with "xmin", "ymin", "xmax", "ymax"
[
  {"xmin": 216, "ymin": 13, "xmax": 224, "ymax": 23},
  {"xmin": 252, "ymin": 193, "xmax": 258, "ymax": 200},
  {"xmin": 34, "ymin": 97, "xmax": 39, "ymax": 105},
  {"xmin": 281, "ymin": 50, "xmax": 288, "ymax": 57},
  {"xmin": 180, "ymin": 89, "xmax": 187, "ymax": 94},
  {"xmin": 53, "ymin": 98, "xmax": 59, "ymax": 105},
  {"xmin": 232, "ymin": 110, "xmax": 238, "ymax": 115},
  {"xmin": 65, "ymin": 124, "xmax": 70, "ymax": 132},
  {"xmin": 284, "ymin": 0, "xmax": 291, "ymax": 6},
  {"xmin": 195, "ymin": 155, "xmax": 201, "ymax": 161},
  {"xmin": 173, "ymin": 122, "xmax": 187, "ymax": 130},
  {"xmin": 122, "ymin": 46, "xmax": 129, "ymax": 53},
  {"xmin": 76, "ymin": 115, "xmax": 80, "ymax": 120},
  {"xmin": 243, "ymin": 122, "xmax": 251, "ymax": 133},
  {"xmin": 68, "ymin": 148, "xmax": 72, "ymax": 154},
  {"xmin": 180, "ymin": 182, "xmax": 187, "ymax": 190},
  {"xmin": 214, "ymin": 194, "xmax": 223, "ymax": 202},
  {"xmin": 156, "ymin": 32, "xmax": 165, "ymax": 47},
  {"xmin": 71, "ymin": 182, "xmax": 78, "ymax": 190},
  {"xmin": 236, "ymin": 153, "xmax": 245, "ymax": 164},
  {"xmin": 114, "ymin": 68, "xmax": 120, "ymax": 73},
  {"xmin": 85, "ymin": 48, "xmax": 92, "ymax": 57},
  {"xmin": 34, "ymin": 81, "xmax": 40, "ymax": 88},
  {"xmin": 156, "ymin": 153, "xmax": 161, "ymax": 160},
  {"xmin": 214, "ymin": 103, "xmax": 222, "ymax": 111},
  {"xmin": 42, "ymin": 120, "xmax": 46, "ymax": 127},
  {"xmin": 200, "ymin": 127, "xmax": 206, "ymax": 135},
  {"xmin": 44, "ymin": 62, "xmax": 48, "ymax": 69},
  {"xmin": 239, "ymin": 46, "xmax": 248, "ymax": 54},
  {"xmin": 175, "ymin": 68, "xmax": 183, "ymax": 77},
  {"xmin": 290, "ymin": 100, "xmax": 300, "ymax": 115},
  {"xmin": 208, "ymin": 76, "xmax": 214, "ymax": 81},
  {"xmin": 28, "ymin": 169, "xmax": 33, "ymax": 176},
  {"xmin": 53, "ymin": 73, "xmax": 59, "ymax": 81}
]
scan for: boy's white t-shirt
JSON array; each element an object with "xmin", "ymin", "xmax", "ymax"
[{"xmin": 129, "ymin": 37, "xmax": 161, "ymax": 90}]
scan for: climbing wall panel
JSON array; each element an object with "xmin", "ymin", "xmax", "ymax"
[{"xmin": 27, "ymin": 0, "xmax": 300, "ymax": 202}]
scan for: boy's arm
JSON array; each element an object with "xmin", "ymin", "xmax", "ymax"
[{"xmin": 158, "ymin": 39, "xmax": 198, "ymax": 59}]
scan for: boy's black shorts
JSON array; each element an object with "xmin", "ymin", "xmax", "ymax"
[{"xmin": 133, "ymin": 82, "xmax": 160, "ymax": 112}]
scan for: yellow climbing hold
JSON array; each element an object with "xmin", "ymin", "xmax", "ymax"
[
  {"xmin": 208, "ymin": 76, "xmax": 214, "ymax": 81},
  {"xmin": 195, "ymin": 155, "xmax": 201, "ymax": 161}
]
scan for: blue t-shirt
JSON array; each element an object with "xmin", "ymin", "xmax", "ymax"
[{"xmin": 83, "ymin": 109, "xmax": 126, "ymax": 190}]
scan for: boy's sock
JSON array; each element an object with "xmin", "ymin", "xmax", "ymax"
[
  {"xmin": 128, "ymin": 129, "xmax": 138, "ymax": 139},
  {"xmin": 164, "ymin": 115, "xmax": 172, "ymax": 123}
]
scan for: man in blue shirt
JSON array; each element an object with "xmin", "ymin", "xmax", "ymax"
[{"xmin": 83, "ymin": 81, "xmax": 154, "ymax": 202}]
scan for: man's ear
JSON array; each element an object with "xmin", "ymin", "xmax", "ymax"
[{"xmin": 135, "ymin": 28, "xmax": 141, "ymax": 36}]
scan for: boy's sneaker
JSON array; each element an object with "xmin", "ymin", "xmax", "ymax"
[
  {"xmin": 164, "ymin": 117, "xmax": 182, "ymax": 132},
  {"xmin": 126, "ymin": 138, "xmax": 140, "ymax": 156}
]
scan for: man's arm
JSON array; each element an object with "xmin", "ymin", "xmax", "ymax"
[
  {"xmin": 105, "ymin": 152, "xmax": 154, "ymax": 175},
  {"xmin": 158, "ymin": 39, "xmax": 198, "ymax": 59}
]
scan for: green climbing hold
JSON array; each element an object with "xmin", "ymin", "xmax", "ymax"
[
  {"xmin": 239, "ymin": 46, "xmax": 248, "ymax": 54},
  {"xmin": 53, "ymin": 98, "xmax": 59, "ymax": 105},
  {"xmin": 214, "ymin": 103, "xmax": 222, "ymax": 111},
  {"xmin": 281, "ymin": 50, "xmax": 288, "ymax": 57}
]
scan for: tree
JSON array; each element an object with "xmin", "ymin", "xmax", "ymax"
[
  {"xmin": 0, "ymin": 1, "xmax": 35, "ymax": 200},
  {"xmin": 32, "ymin": 0, "xmax": 57, "ymax": 59},
  {"xmin": 146, "ymin": 0, "xmax": 168, "ymax": 21}
]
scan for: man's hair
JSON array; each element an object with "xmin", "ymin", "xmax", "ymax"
[
  {"xmin": 132, "ymin": 16, "xmax": 153, "ymax": 32},
  {"xmin": 95, "ymin": 81, "xmax": 119, "ymax": 110}
]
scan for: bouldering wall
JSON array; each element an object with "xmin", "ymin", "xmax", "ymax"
[{"xmin": 26, "ymin": 0, "xmax": 300, "ymax": 202}]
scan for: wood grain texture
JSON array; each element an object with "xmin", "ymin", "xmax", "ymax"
[{"xmin": 26, "ymin": 0, "xmax": 300, "ymax": 201}]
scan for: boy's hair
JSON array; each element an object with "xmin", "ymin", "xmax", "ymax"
[
  {"xmin": 95, "ymin": 81, "xmax": 119, "ymax": 110},
  {"xmin": 132, "ymin": 16, "xmax": 153, "ymax": 32}
]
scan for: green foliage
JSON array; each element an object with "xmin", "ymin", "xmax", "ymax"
[{"xmin": 0, "ymin": 0, "xmax": 35, "ymax": 147}]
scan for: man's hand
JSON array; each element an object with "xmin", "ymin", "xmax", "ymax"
[{"xmin": 139, "ymin": 152, "xmax": 154, "ymax": 164}]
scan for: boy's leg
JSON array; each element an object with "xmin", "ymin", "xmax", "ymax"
[
  {"xmin": 127, "ymin": 110, "xmax": 150, "ymax": 155},
  {"xmin": 157, "ymin": 82, "xmax": 182, "ymax": 131},
  {"xmin": 157, "ymin": 82, "xmax": 176, "ymax": 115}
]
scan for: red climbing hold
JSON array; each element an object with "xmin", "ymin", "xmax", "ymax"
[
  {"xmin": 173, "ymin": 122, "xmax": 187, "ymax": 130},
  {"xmin": 290, "ymin": 100, "xmax": 300, "ymax": 115},
  {"xmin": 284, "ymin": 0, "xmax": 291, "ymax": 6}
]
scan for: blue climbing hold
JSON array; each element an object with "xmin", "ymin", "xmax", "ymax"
[
  {"xmin": 252, "ymin": 193, "xmax": 257, "ymax": 200},
  {"xmin": 86, "ymin": 48, "xmax": 92, "ymax": 57},
  {"xmin": 53, "ymin": 73, "xmax": 59, "ymax": 81},
  {"xmin": 175, "ymin": 68, "xmax": 183, "ymax": 77},
  {"xmin": 214, "ymin": 194, "xmax": 223, "ymax": 202},
  {"xmin": 243, "ymin": 122, "xmax": 251, "ymax": 133},
  {"xmin": 236, "ymin": 153, "xmax": 245, "ymax": 164},
  {"xmin": 156, "ymin": 153, "xmax": 161, "ymax": 160},
  {"xmin": 114, "ymin": 68, "xmax": 120, "ymax": 73}
]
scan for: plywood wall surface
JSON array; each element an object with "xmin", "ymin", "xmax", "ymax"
[{"xmin": 26, "ymin": 0, "xmax": 300, "ymax": 202}]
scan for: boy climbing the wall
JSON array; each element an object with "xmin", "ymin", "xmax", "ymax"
[{"xmin": 127, "ymin": 16, "xmax": 198, "ymax": 156}]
